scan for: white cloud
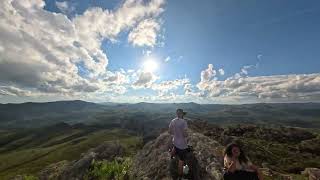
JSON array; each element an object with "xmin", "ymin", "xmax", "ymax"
[
  {"xmin": 200, "ymin": 64, "xmax": 216, "ymax": 82},
  {"xmin": 132, "ymin": 71, "xmax": 158, "ymax": 88},
  {"xmin": 218, "ymin": 68, "xmax": 225, "ymax": 76},
  {"xmin": 152, "ymin": 78, "xmax": 189, "ymax": 93},
  {"xmin": 56, "ymin": 1, "xmax": 75, "ymax": 14},
  {"xmin": 128, "ymin": 19, "xmax": 161, "ymax": 47},
  {"xmin": 104, "ymin": 71, "xmax": 128, "ymax": 85},
  {"xmin": 1, "ymin": 0, "xmax": 320, "ymax": 104},
  {"xmin": 240, "ymin": 65, "xmax": 252, "ymax": 75},
  {"xmin": 184, "ymin": 83, "xmax": 201, "ymax": 97},
  {"xmin": 0, "ymin": 86, "xmax": 36, "ymax": 96},
  {"xmin": 196, "ymin": 64, "xmax": 320, "ymax": 102},
  {"xmin": 0, "ymin": 0, "xmax": 165, "ymax": 98},
  {"xmin": 164, "ymin": 56, "xmax": 170, "ymax": 62}
]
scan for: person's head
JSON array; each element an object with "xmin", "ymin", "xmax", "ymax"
[
  {"xmin": 224, "ymin": 143, "xmax": 248, "ymax": 163},
  {"xmin": 176, "ymin": 109, "xmax": 186, "ymax": 118}
]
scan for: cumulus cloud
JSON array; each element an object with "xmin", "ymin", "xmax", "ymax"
[
  {"xmin": 152, "ymin": 78, "xmax": 189, "ymax": 93},
  {"xmin": 196, "ymin": 64, "xmax": 320, "ymax": 102},
  {"xmin": 218, "ymin": 68, "xmax": 225, "ymax": 76},
  {"xmin": 0, "ymin": 86, "xmax": 36, "ymax": 96},
  {"xmin": 200, "ymin": 64, "xmax": 216, "ymax": 82},
  {"xmin": 184, "ymin": 83, "xmax": 202, "ymax": 97},
  {"xmin": 1, "ymin": 0, "xmax": 319, "ymax": 104},
  {"xmin": 0, "ymin": 0, "xmax": 165, "ymax": 98},
  {"xmin": 128, "ymin": 19, "xmax": 161, "ymax": 47},
  {"xmin": 132, "ymin": 71, "xmax": 158, "ymax": 88},
  {"xmin": 104, "ymin": 71, "xmax": 128, "ymax": 85}
]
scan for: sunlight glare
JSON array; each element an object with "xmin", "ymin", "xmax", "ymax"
[{"xmin": 143, "ymin": 59, "xmax": 158, "ymax": 72}]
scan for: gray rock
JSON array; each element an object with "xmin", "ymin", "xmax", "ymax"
[
  {"xmin": 302, "ymin": 168, "xmax": 320, "ymax": 180},
  {"xmin": 130, "ymin": 130, "xmax": 224, "ymax": 180}
]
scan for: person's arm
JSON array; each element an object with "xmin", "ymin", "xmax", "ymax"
[
  {"xmin": 248, "ymin": 164, "xmax": 263, "ymax": 180},
  {"xmin": 169, "ymin": 120, "xmax": 174, "ymax": 135},
  {"xmin": 247, "ymin": 158, "xmax": 263, "ymax": 180}
]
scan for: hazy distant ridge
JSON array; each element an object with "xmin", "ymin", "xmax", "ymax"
[{"xmin": 1, "ymin": 100, "xmax": 320, "ymax": 129}]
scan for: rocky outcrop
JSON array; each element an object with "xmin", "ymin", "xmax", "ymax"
[
  {"xmin": 130, "ymin": 130, "xmax": 224, "ymax": 180},
  {"xmin": 189, "ymin": 120, "xmax": 317, "ymax": 145},
  {"xmin": 302, "ymin": 168, "xmax": 320, "ymax": 180},
  {"xmin": 14, "ymin": 120, "xmax": 319, "ymax": 180},
  {"xmin": 299, "ymin": 137, "xmax": 320, "ymax": 155},
  {"xmin": 38, "ymin": 141, "xmax": 124, "ymax": 180}
]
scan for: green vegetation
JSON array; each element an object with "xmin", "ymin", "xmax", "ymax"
[
  {"xmin": 262, "ymin": 174, "xmax": 307, "ymax": 180},
  {"xmin": 240, "ymin": 135, "xmax": 320, "ymax": 174},
  {"xmin": 23, "ymin": 175, "xmax": 39, "ymax": 180},
  {"xmin": 0, "ymin": 126, "xmax": 141, "ymax": 180},
  {"xmin": 241, "ymin": 137, "xmax": 320, "ymax": 179},
  {"xmin": 222, "ymin": 126, "xmax": 320, "ymax": 178},
  {"xmin": 1, "ymin": 101, "xmax": 320, "ymax": 179},
  {"xmin": 86, "ymin": 157, "xmax": 132, "ymax": 180},
  {"xmin": 190, "ymin": 121, "xmax": 320, "ymax": 179}
]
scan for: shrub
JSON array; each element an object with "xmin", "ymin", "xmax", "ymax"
[
  {"xmin": 23, "ymin": 175, "xmax": 39, "ymax": 180},
  {"xmin": 87, "ymin": 157, "xmax": 132, "ymax": 180}
]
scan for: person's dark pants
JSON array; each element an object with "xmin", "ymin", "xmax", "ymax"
[
  {"xmin": 174, "ymin": 146, "xmax": 188, "ymax": 161},
  {"xmin": 224, "ymin": 170, "xmax": 259, "ymax": 180}
]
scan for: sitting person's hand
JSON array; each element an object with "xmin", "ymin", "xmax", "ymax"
[
  {"xmin": 227, "ymin": 161, "xmax": 234, "ymax": 169},
  {"xmin": 225, "ymin": 160, "xmax": 236, "ymax": 173}
]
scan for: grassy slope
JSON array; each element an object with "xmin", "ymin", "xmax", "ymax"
[
  {"xmin": 0, "ymin": 128, "xmax": 141, "ymax": 179},
  {"xmin": 242, "ymin": 137, "xmax": 320, "ymax": 171},
  {"xmin": 239, "ymin": 136, "xmax": 319, "ymax": 180}
]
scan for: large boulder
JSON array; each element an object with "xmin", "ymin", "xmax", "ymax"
[{"xmin": 130, "ymin": 130, "xmax": 224, "ymax": 180}]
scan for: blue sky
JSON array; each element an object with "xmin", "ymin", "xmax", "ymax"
[
  {"xmin": 0, "ymin": 0, "xmax": 320, "ymax": 103},
  {"xmin": 46, "ymin": 0, "xmax": 320, "ymax": 81}
]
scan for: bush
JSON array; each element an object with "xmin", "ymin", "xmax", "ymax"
[
  {"xmin": 23, "ymin": 175, "xmax": 39, "ymax": 180},
  {"xmin": 87, "ymin": 157, "xmax": 132, "ymax": 180}
]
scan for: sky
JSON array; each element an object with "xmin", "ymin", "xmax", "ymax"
[{"xmin": 0, "ymin": 0, "xmax": 320, "ymax": 104}]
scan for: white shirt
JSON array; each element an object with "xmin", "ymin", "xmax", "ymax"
[{"xmin": 169, "ymin": 118, "xmax": 188, "ymax": 149}]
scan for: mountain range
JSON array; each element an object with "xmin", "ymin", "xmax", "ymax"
[{"xmin": 1, "ymin": 100, "xmax": 320, "ymax": 129}]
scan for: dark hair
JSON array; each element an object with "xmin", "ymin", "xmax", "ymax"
[
  {"xmin": 224, "ymin": 143, "xmax": 248, "ymax": 164},
  {"xmin": 176, "ymin": 109, "xmax": 187, "ymax": 116}
]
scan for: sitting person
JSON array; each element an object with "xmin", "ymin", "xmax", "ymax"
[{"xmin": 223, "ymin": 143, "xmax": 263, "ymax": 180}]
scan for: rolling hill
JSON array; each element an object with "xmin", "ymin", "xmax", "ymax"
[
  {"xmin": 0, "ymin": 123, "xmax": 141, "ymax": 179},
  {"xmin": 1, "ymin": 101, "xmax": 320, "ymax": 129}
]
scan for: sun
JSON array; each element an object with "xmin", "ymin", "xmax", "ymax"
[{"xmin": 143, "ymin": 59, "xmax": 158, "ymax": 72}]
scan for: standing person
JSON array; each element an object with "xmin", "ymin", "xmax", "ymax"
[
  {"xmin": 224, "ymin": 143, "xmax": 263, "ymax": 180},
  {"xmin": 169, "ymin": 109, "xmax": 189, "ymax": 178}
]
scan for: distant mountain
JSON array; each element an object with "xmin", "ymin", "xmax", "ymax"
[
  {"xmin": 1, "ymin": 101, "xmax": 320, "ymax": 129},
  {"xmin": 0, "ymin": 100, "xmax": 105, "ymax": 128}
]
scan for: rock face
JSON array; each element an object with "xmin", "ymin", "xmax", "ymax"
[
  {"xmin": 302, "ymin": 168, "xmax": 320, "ymax": 180},
  {"xmin": 38, "ymin": 142, "xmax": 125, "ymax": 180},
  {"xmin": 130, "ymin": 130, "xmax": 224, "ymax": 180}
]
